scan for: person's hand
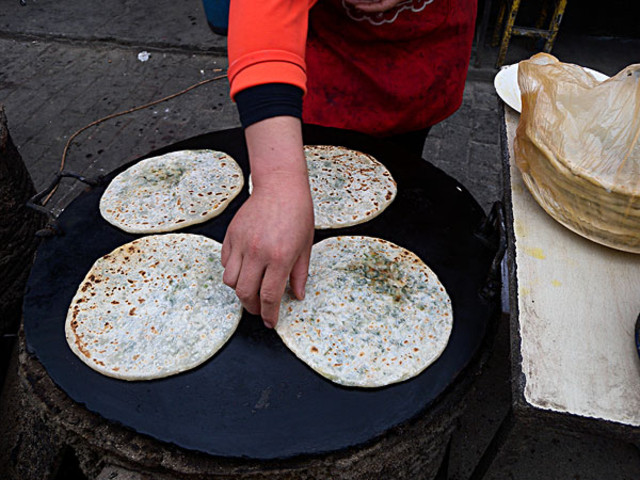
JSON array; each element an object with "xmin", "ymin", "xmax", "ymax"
[
  {"xmin": 221, "ymin": 174, "xmax": 313, "ymax": 328},
  {"xmin": 345, "ymin": 0, "xmax": 405, "ymax": 13},
  {"xmin": 221, "ymin": 116, "xmax": 313, "ymax": 328}
]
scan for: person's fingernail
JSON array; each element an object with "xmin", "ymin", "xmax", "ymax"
[{"xmin": 263, "ymin": 320, "xmax": 273, "ymax": 329}]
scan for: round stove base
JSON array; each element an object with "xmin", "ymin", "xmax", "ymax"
[
  {"xmin": 23, "ymin": 126, "xmax": 499, "ymax": 460},
  {"xmin": 15, "ymin": 126, "xmax": 501, "ymax": 479},
  {"xmin": 4, "ymin": 331, "xmax": 484, "ymax": 480}
]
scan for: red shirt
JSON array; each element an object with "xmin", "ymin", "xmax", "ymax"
[{"xmin": 228, "ymin": 0, "xmax": 477, "ymax": 136}]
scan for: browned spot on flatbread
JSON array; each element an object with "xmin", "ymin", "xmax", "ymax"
[{"xmin": 69, "ymin": 306, "xmax": 91, "ymax": 359}]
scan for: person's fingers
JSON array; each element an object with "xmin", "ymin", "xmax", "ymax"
[
  {"xmin": 234, "ymin": 258, "xmax": 265, "ymax": 316},
  {"xmin": 289, "ymin": 250, "xmax": 310, "ymax": 301},
  {"xmin": 222, "ymin": 248, "xmax": 242, "ymax": 289},
  {"xmin": 220, "ymin": 236, "xmax": 232, "ymax": 267},
  {"xmin": 259, "ymin": 265, "xmax": 290, "ymax": 329}
]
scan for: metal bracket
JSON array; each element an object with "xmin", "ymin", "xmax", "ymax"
[
  {"xmin": 26, "ymin": 171, "xmax": 102, "ymax": 237},
  {"xmin": 476, "ymin": 201, "xmax": 507, "ymax": 301}
]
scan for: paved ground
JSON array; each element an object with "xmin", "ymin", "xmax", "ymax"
[{"xmin": 1, "ymin": 0, "xmax": 639, "ymax": 478}]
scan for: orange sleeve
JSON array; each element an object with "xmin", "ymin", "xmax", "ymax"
[{"xmin": 227, "ymin": 0, "xmax": 318, "ymax": 100}]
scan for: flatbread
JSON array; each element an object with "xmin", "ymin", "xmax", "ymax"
[
  {"xmin": 65, "ymin": 234, "xmax": 242, "ymax": 380},
  {"xmin": 100, "ymin": 150, "xmax": 243, "ymax": 234},
  {"xmin": 249, "ymin": 145, "xmax": 397, "ymax": 229},
  {"xmin": 305, "ymin": 146, "xmax": 397, "ymax": 228},
  {"xmin": 276, "ymin": 236, "xmax": 452, "ymax": 388}
]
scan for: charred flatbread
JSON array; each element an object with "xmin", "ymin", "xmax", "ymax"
[
  {"xmin": 100, "ymin": 150, "xmax": 243, "ymax": 234},
  {"xmin": 65, "ymin": 234, "xmax": 242, "ymax": 380},
  {"xmin": 249, "ymin": 145, "xmax": 396, "ymax": 229},
  {"xmin": 276, "ymin": 236, "xmax": 452, "ymax": 388}
]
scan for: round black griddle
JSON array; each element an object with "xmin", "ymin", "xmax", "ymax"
[{"xmin": 23, "ymin": 125, "xmax": 498, "ymax": 460}]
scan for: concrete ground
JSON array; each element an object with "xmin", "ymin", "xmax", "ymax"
[{"xmin": 1, "ymin": 0, "xmax": 639, "ymax": 478}]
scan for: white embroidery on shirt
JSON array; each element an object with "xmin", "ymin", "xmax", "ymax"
[{"xmin": 343, "ymin": 0, "xmax": 435, "ymax": 25}]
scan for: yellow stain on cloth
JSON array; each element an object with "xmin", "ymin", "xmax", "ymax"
[{"xmin": 523, "ymin": 246, "xmax": 546, "ymax": 259}]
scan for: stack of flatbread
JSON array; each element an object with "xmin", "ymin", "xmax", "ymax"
[{"xmin": 515, "ymin": 54, "xmax": 640, "ymax": 252}]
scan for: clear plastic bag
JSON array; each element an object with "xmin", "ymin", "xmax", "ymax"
[{"xmin": 514, "ymin": 53, "xmax": 640, "ymax": 253}]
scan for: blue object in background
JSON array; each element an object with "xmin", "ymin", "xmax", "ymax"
[{"xmin": 202, "ymin": 0, "xmax": 229, "ymax": 36}]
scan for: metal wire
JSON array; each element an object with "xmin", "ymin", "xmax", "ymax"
[{"xmin": 42, "ymin": 71, "xmax": 228, "ymax": 206}]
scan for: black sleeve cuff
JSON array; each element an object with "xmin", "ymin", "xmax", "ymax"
[{"xmin": 235, "ymin": 83, "xmax": 304, "ymax": 129}]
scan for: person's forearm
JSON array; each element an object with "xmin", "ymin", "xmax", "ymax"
[{"xmin": 245, "ymin": 116, "xmax": 308, "ymax": 190}]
